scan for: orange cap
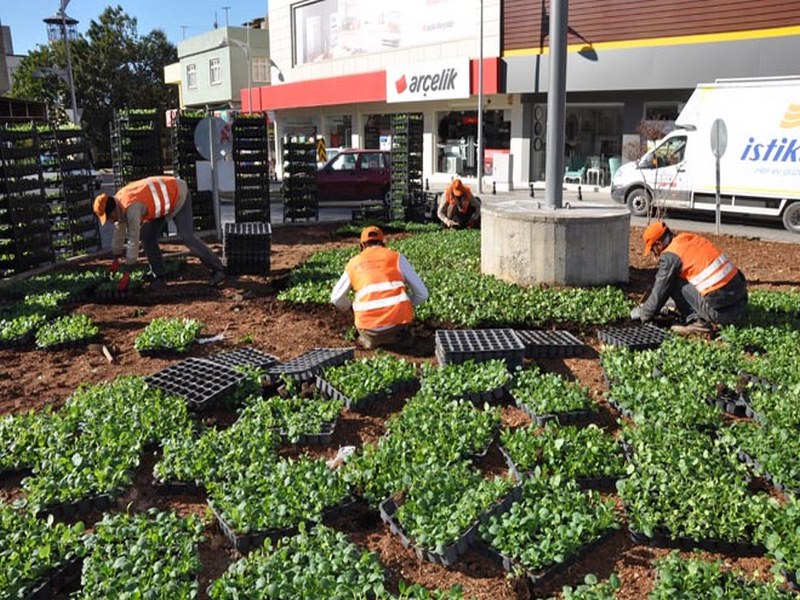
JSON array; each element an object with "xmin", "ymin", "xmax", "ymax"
[
  {"xmin": 452, "ymin": 178, "xmax": 464, "ymax": 197},
  {"xmin": 93, "ymin": 193, "xmax": 110, "ymax": 225},
  {"xmin": 642, "ymin": 221, "xmax": 668, "ymax": 256},
  {"xmin": 360, "ymin": 226, "xmax": 384, "ymax": 244}
]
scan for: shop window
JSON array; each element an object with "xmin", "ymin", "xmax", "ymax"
[{"xmin": 435, "ymin": 110, "xmax": 510, "ymax": 177}]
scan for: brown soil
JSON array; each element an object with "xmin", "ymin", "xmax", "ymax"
[{"xmin": 1, "ymin": 225, "xmax": 799, "ymax": 598}]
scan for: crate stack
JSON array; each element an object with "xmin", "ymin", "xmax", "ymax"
[
  {"xmin": 282, "ymin": 135, "xmax": 318, "ymax": 222},
  {"xmin": 0, "ymin": 127, "xmax": 54, "ymax": 277},
  {"xmin": 223, "ymin": 221, "xmax": 271, "ymax": 275},
  {"xmin": 232, "ymin": 114, "xmax": 270, "ymax": 223},
  {"xmin": 110, "ymin": 108, "xmax": 162, "ymax": 189},
  {"xmin": 41, "ymin": 126, "xmax": 101, "ymax": 261},
  {"xmin": 171, "ymin": 111, "xmax": 214, "ymax": 232},
  {"xmin": 389, "ymin": 113, "xmax": 424, "ymax": 221}
]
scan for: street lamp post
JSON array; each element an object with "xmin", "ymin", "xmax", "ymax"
[
  {"xmin": 477, "ymin": 0, "xmax": 484, "ymax": 193},
  {"xmin": 43, "ymin": 0, "xmax": 79, "ymax": 124},
  {"xmin": 222, "ymin": 34, "xmax": 252, "ymax": 113}
]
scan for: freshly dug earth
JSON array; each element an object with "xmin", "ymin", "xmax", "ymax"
[{"xmin": 1, "ymin": 224, "xmax": 799, "ymax": 599}]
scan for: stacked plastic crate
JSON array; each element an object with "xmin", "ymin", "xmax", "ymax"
[
  {"xmin": 0, "ymin": 127, "xmax": 54, "ymax": 277},
  {"xmin": 282, "ymin": 135, "xmax": 318, "ymax": 222},
  {"xmin": 171, "ymin": 111, "xmax": 214, "ymax": 232},
  {"xmin": 110, "ymin": 109, "xmax": 163, "ymax": 189},
  {"xmin": 232, "ymin": 114, "xmax": 270, "ymax": 223},
  {"xmin": 40, "ymin": 125, "xmax": 100, "ymax": 261},
  {"xmin": 223, "ymin": 221, "xmax": 271, "ymax": 275},
  {"xmin": 389, "ymin": 113, "xmax": 424, "ymax": 221}
]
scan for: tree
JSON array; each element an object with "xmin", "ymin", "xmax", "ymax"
[{"xmin": 10, "ymin": 5, "xmax": 177, "ymax": 165}]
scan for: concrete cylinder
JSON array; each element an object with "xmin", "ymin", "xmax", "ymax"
[{"xmin": 481, "ymin": 198, "xmax": 630, "ymax": 286}]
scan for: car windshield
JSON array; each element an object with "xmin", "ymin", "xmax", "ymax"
[{"xmin": 329, "ymin": 153, "xmax": 357, "ymax": 171}]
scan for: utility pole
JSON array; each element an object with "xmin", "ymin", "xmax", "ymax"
[
  {"xmin": 221, "ymin": 6, "xmax": 230, "ymax": 27},
  {"xmin": 180, "ymin": 25, "xmax": 188, "ymax": 40},
  {"xmin": 544, "ymin": 0, "xmax": 568, "ymax": 209}
]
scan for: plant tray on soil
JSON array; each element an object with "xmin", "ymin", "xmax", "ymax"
[
  {"xmin": 0, "ymin": 331, "xmax": 34, "ymax": 349},
  {"xmin": 514, "ymin": 329, "xmax": 587, "ymax": 358},
  {"xmin": 514, "ymin": 397, "xmax": 594, "ymax": 427},
  {"xmin": 145, "ymin": 358, "xmax": 248, "ymax": 410},
  {"xmin": 434, "ymin": 329, "xmax": 525, "ymax": 369},
  {"xmin": 36, "ymin": 493, "xmax": 114, "ymax": 520},
  {"xmin": 597, "ymin": 323, "xmax": 669, "ymax": 350},
  {"xmin": 26, "ymin": 556, "xmax": 82, "ymax": 600},
  {"xmin": 475, "ymin": 529, "xmax": 614, "ymax": 587},
  {"xmin": 378, "ymin": 486, "xmax": 522, "ymax": 567},
  {"xmin": 153, "ymin": 479, "xmax": 205, "ymax": 496},
  {"xmin": 314, "ymin": 375, "xmax": 418, "ymax": 411},
  {"xmin": 208, "ymin": 497, "xmax": 357, "ymax": 554},
  {"xmin": 705, "ymin": 393, "xmax": 748, "ymax": 418},
  {"xmin": 266, "ymin": 347, "xmax": 355, "ymax": 382},
  {"xmin": 37, "ymin": 334, "xmax": 101, "ymax": 352},
  {"xmin": 277, "ymin": 421, "xmax": 336, "ymax": 446},
  {"xmin": 737, "ymin": 449, "xmax": 800, "ymax": 495},
  {"xmin": 205, "ymin": 347, "xmax": 280, "ymax": 371}
]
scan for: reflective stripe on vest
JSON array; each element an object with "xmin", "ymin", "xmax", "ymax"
[
  {"xmin": 146, "ymin": 178, "xmax": 172, "ymax": 218},
  {"xmin": 667, "ymin": 233, "xmax": 738, "ymax": 296},
  {"xmin": 345, "ymin": 246, "xmax": 414, "ymax": 330}
]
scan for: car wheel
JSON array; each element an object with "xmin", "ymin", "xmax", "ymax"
[
  {"xmin": 782, "ymin": 201, "xmax": 800, "ymax": 234},
  {"xmin": 626, "ymin": 188, "xmax": 651, "ymax": 217}
]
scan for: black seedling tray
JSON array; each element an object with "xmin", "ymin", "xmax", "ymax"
[
  {"xmin": 379, "ymin": 485, "xmax": 522, "ymax": 567},
  {"xmin": 154, "ymin": 479, "xmax": 205, "ymax": 496},
  {"xmin": 475, "ymin": 529, "xmax": 615, "ymax": 587},
  {"xmin": 145, "ymin": 358, "xmax": 247, "ymax": 410},
  {"xmin": 205, "ymin": 347, "xmax": 280, "ymax": 371},
  {"xmin": 514, "ymin": 329, "xmax": 587, "ymax": 358},
  {"xmin": 434, "ymin": 329, "xmax": 525, "ymax": 370},
  {"xmin": 705, "ymin": 394, "xmax": 748, "ymax": 417},
  {"xmin": 0, "ymin": 331, "xmax": 34, "ymax": 349},
  {"xmin": 737, "ymin": 449, "xmax": 800, "ymax": 495},
  {"xmin": 597, "ymin": 323, "xmax": 669, "ymax": 350},
  {"xmin": 277, "ymin": 421, "xmax": 336, "ymax": 446},
  {"xmin": 26, "ymin": 556, "xmax": 82, "ymax": 600},
  {"xmin": 36, "ymin": 493, "xmax": 115, "ymax": 520},
  {"xmin": 266, "ymin": 347, "xmax": 355, "ymax": 382},
  {"xmin": 315, "ymin": 375, "xmax": 418, "ymax": 411},
  {"xmin": 514, "ymin": 397, "xmax": 595, "ymax": 427},
  {"xmin": 38, "ymin": 334, "xmax": 101, "ymax": 352},
  {"xmin": 209, "ymin": 496, "xmax": 356, "ymax": 554}
]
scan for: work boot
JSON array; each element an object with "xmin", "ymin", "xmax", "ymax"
[
  {"xmin": 670, "ymin": 320, "xmax": 713, "ymax": 335},
  {"xmin": 208, "ymin": 270, "xmax": 226, "ymax": 287}
]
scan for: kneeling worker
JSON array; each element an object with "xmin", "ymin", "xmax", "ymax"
[
  {"xmin": 331, "ymin": 226, "xmax": 428, "ymax": 349},
  {"xmin": 94, "ymin": 176, "xmax": 225, "ymax": 290},
  {"xmin": 631, "ymin": 222, "xmax": 748, "ymax": 334},
  {"xmin": 437, "ymin": 178, "xmax": 481, "ymax": 229}
]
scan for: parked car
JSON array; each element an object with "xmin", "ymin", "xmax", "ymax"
[{"xmin": 316, "ymin": 149, "xmax": 391, "ymax": 202}]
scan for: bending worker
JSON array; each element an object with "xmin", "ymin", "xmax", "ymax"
[
  {"xmin": 94, "ymin": 176, "xmax": 225, "ymax": 291},
  {"xmin": 331, "ymin": 226, "xmax": 428, "ymax": 350},
  {"xmin": 631, "ymin": 222, "xmax": 748, "ymax": 334},
  {"xmin": 437, "ymin": 178, "xmax": 481, "ymax": 229}
]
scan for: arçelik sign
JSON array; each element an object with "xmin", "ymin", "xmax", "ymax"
[{"xmin": 386, "ymin": 59, "xmax": 470, "ymax": 104}]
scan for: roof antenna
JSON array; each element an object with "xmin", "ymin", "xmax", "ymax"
[{"xmin": 213, "ymin": 11, "xmax": 218, "ymax": 29}]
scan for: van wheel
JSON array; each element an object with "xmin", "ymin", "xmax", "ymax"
[
  {"xmin": 782, "ymin": 202, "xmax": 800, "ymax": 234},
  {"xmin": 626, "ymin": 188, "xmax": 651, "ymax": 217}
]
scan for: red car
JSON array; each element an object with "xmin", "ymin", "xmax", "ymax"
[{"xmin": 316, "ymin": 149, "xmax": 391, "ymax": 202}]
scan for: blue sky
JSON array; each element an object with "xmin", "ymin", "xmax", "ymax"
[{"xmin": 2, "ymin": 1, "xmax": 268, "ymax": 56}]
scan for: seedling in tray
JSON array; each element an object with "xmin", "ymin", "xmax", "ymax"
[
  {"xmin": 317, "ymin": 354, "xmax": 417, "ymax": 410},
  {"xmin": 420, "ymin": 358, "xmax": 511, "ymax": 405},
  {"xmin": 511, "ymin": 366, "xmax": 595, "ymax": 425},
  {"xmin": 35, "ymin": 313, "xmax": 99, "ymax": 349},
  {"xmin": 134, "ymin": 317, "xmax": 204, "ymax": 355}
]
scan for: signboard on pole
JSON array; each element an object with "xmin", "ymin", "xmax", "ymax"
[{"xmin": 710, "ymin": 118, "xmax": 728, "ymax": 234}]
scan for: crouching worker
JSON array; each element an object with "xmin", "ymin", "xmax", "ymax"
[
  {"xmin": 331, "ymin": 226, "xmax": 428, "ymax": 350},
  {"xmin": 93, "ymin": 176, "xmax": 225, "ymax": 291},
  {"xmin": 630, "ymin": 221, "xmax": 748, "ymax": 334},
  {"xmin": 437, "ymin": 178, "xmax": 481, "ymax": 229}
]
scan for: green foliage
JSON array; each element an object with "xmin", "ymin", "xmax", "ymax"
[
  {"xmin": 77, "ymin": 509, "xmax": 203, "ymax": 599},
  {"xmin": 479, "ymin": 476, "xmax": 618, "ymax": 573},
  {"xmin": 0, "ymin": 504, "xmax": 86, "ymax": 598},
  {"xmin": 256, "ymin": 392, "xmax": 343, "ymax": 443},
  {"xmin": 512, "ymin": 366, "xmax": 595, "ymax": 416},
  {"xmin": 726, "ymin": 420, "xmax": 800, "ymax": 493},
  {"xmin": 500, "ymin": 423, "xmax": 625, "ymax": 480},
  {"xmin": 420, "ymin": 359, "xmax": 510, "ymax": 400},
  {"xmin": 556, "ymin": 573, "xmax": 621, "ymax": 600},
  {"xmin": 321, "ymin": 354, "xmax": 418, "ymax": 404},
  {"xmin": 35, "ymin": 313, "xmax": 99, "ymax": 348},
  {"xmin": 650, "ymin": 551, "xmax": 790, "ymax": 599},
  {"xmin": 134, "ymin": 317, "xmax": 204, "ymax": 353},
  {"xmin": 279, "ymin": 229, "xmax": 632, "ymax": 326}
]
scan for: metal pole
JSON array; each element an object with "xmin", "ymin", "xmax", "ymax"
[
  {"xmin": 208, "ymin": 110, "xmax": 222, "ymax": 238},
  {"xmin": 477, "ymin": 0, "xmax": 484, "ymax": 194},
  {"xmin": 715, "ymin": 155, "xmax": 721, "ymax": 234},
  {"xmin": 60, "ymin": 1, "xmax": 78, "ymax": 124},
  {"xmin": 544, "ymin": 0, "xmax": 568, "ymax": 209},
  {"xmin": 246, "ymin": 27, "xmax": 253, "ymax": 113}
]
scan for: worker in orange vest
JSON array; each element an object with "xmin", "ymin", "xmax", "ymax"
[
  {"xmin": 437, "ymin": 178, "xmax": 481, "ymax": 229},
  {"xmin": 331, "ymin": 226, "xmax": 428, "ymax": 349},
  {"xmin": 631, "ymin": 221, "xmax": 748, "ymax": 334},
  {"xmin": 93, "ymin": 176, "xmax": 225, "ymax": 291}
]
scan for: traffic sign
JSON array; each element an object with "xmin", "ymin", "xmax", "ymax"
[
  {"xmin": 317, "ymin": 137, "xmax": 327, "ymax": 163},
  {"xmin": 194, "ymin": 116, "xmax": 233, "ymax": 160}
]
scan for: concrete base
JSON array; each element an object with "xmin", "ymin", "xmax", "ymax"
[{"xmin": 481, "ymin": 198, "xmax": 630, "ymax": 286}]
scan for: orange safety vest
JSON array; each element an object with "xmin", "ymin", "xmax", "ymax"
[
  {"xmin": 666, "ymin": 233, "xmax": 738, "ymax": 296},
  {"xmin": 345, "ymin": 246, "xmax": 414, "ymax": 330},
  {"xmin": 115, "ymin": 176, "xmax": 180, "ymax": 222}
]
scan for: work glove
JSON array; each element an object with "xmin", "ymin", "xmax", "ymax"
[
  {"xmin": 117, "ymin": 273, "xmax": 131, "ymax": 292},
  {"xmin": 445, "ymin": 219, "xmax": 458, "ymax": 229},
  {"xmin": 107, "ymin": 258, "xmax": 121, "ymax": 274},
  {"xmin": 630, "ymin": 305, "xmax": 643, "ymax": 321}
]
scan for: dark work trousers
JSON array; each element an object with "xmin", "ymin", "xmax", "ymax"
[
  {"xmin": 140, "ymin": 191, "xmax": 224, "ymax": 279},
  {"xmin": 669, "ymin": 277, "xmax": 748, "ymax": 325},
  {"xmin": 445, "ymin": 203, "xmax": 479, "ymax": 229}
]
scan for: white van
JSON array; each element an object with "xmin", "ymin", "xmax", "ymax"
[{"xmin": 611, "ymin": 77, "xmax": 800, "ymax": 233}]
